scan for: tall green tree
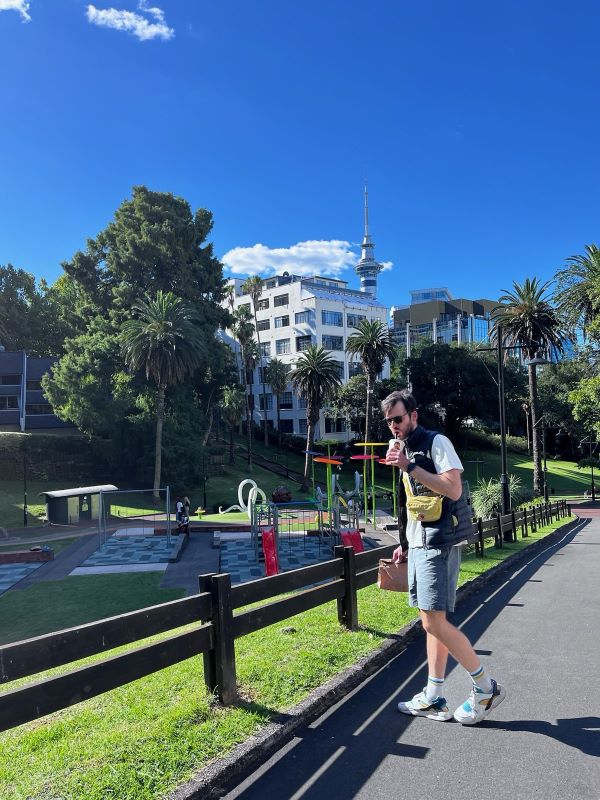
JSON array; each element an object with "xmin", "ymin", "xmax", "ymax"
[
  {"xmin": 121, "ymin": 291, "xmax": 205, "ymax": 497},
  {"xmin": 554, "ymin": 244, "xmax": 600, "ymax": 341},
  {"xmin": 242, "ymin": 276, "xmax": 270, "ymax": 445},
  {"xmin": 290, "ymin": 345, "xmax": 342, "ymax": 490},
  {"xmin": 493, "ymin": 278, "xmax": 569, "ymax": 495},
  {"xmin": 265, "ymin": 358, "xmax": 291, "ymax": 446},
  {"xmin": 345, "ymin": 318, "xmax": 394, "ymax": 443},
  {"xmin": 44, "ymin": 187, "xmax": 228, "ymax": 485},
  {"xmin": 219, "ymin": 385, "xmax": 246, "ymax": 464},
  {"xmin": 231, "ymin": 305, "xmax": 257, "ymax": 468}
]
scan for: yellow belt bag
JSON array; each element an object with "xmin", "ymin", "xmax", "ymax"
[{"xmin": 406, "ymin": 494, "xmax": 443, "ymax": 522}]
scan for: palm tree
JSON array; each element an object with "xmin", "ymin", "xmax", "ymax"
[
  {"xmin": 219, "ymin": 385, "xmax": 246, "ymax": 465},
  {"xmin": 493, "ymin": 278, "xmax": 569, "ymax": 496},
  {"xmin": 265, "ymin": 358, "xmax": 291, "ymax": 446},
  {"xmin": 242, "ymin": 275, "xmax": 270, "ymax": 446},
  {"xmin": 345, "ymin": 318, "xmax": 394, "ymax": 443},
  {"xmin": 231, "ymin": 306, "xmax": 256, "ymax": 468},
  {"xmin": 121, "ymin": 290, "xmax": 205, "ymax": 498},
  {"xmin": 554, "ymin": 244, "xmax": 600, "ymax": 341},
  {"xmin": 290, "ymin": 345, "xmax": 342, "ymax": 490}
]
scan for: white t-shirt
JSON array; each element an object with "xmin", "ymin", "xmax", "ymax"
[{"xmin": 402, "ymin": 434, "xmax": 464, "ymax": 548}]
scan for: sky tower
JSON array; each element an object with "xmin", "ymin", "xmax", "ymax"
[{"xmin": 354, "ymin": 186, "xmax": 383, "ymax": 299}]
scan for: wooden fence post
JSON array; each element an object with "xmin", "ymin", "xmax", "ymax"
[
  {"xmin": 476, "ymin": 517, "xmax": 484, "ymax": 557},
  {"xmin": 511, "ymin": 509, "xmax": 517, "ymax": 542},
  {"xmin": 522, "ymin": 507, "xmax": 528, "ymax": 538},
  {"xmin": 205, "ymin": 573, "xmax": 237, "ymax": 705},
  {"xmin": 199, "ymin": 572, "xmax": 217, "ymax": 695},
  {"xmin": 495, "ymin": 513, "xmax": 503, "ymax": 548},
  {"xmin": 335, "ymin": 545, "xmax": 358, "ymax": 631}
]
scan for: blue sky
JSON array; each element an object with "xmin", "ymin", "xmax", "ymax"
[{"xmin": 1, "ymin": 0, "xmax": 599, "ymax": 308}]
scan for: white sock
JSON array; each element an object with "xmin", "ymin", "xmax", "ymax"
[
  {"xmin": 425, "ymin": 675, "xmax": 445, "ymax": 701},
  {"xmin": 469, "ymin": 664, "xmax": 493, "ymax": 693}
]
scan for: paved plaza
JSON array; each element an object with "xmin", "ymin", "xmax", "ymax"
[
  {"xmin": 70, "ymin": 529, "xmax": 180, "ymax": 575},
  {"xmin": 220, "ymin": 534, "xmax": 379, "ymax": 585},
  {"xmin": 0, "ymin": 563, "xmax": 44, "ymax": 595}
]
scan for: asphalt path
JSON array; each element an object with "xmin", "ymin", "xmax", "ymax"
[{"xmin": 220, "ymin": 512, "xmax": 600, "ymax": 800}]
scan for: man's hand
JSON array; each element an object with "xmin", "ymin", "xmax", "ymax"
[{"xmin": 392, "ymin": 545, "xmax": 407, "ymax": 563}]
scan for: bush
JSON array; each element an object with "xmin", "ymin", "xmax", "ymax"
[
  {"xmin": 464, "ymin": 428, "xmax": 529, "ymax": 455},
  {"xmin": 471, "ymin": 474, "xmax": 532, "ymax": 519}
]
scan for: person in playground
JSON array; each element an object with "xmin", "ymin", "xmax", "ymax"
[{"xmin": 382, "ymin": 389, "xmax": 506, "ymax": 725}]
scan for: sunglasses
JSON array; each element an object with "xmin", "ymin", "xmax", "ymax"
[{"xmin": 386, "ymin": 413, "xmax": 409, "ymax": 425}]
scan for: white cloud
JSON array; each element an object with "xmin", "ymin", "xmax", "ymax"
[
  {"xmin": 86, "ymin": 2, "xmax": 174, "ymax": 41},
  {"xmin": 0, "ymin": 0, "xmax": 31, "ymax": 22},
  {"xmin": 222, "ymin": 240, "xmax": 361, "ymax": 279}
]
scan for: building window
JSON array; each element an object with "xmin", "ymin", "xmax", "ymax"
[
  {"xmin": 332, "ymin": 360, "xmax": 345, "ymax": 379},
  {"xmin": 280, "ymin": 391, "xmax": 293, "ymax": 409},
  {"xmin": 276, "ymin": 338, "xmax": 291, "ymax": 355},
  {"xmin": 322, "ymin": 335, "xmax": 344, "ymax": 350},
  {"xmin": 348, "ymin": 362, "xmax": 362, "ymax": 378},
  {"xmin": 238, "ymin": 302, "xmax": 251, "ymax": 314},
  {"xmin": 257, "ymin": 319, "xmax": 270, "ymax": 332},
  {"xmin": 26, "ymin": 379, "xmax": 43, "ymax": 390},
  {"xmin": 347, "ymin": 313, "xmax": 366, "ymax": 328},
  {"xmin": 296, "ymin": 335, "xmax": 312, "ymax": 352},
  {"xmin": 259, "ymin": 342, "xmax": 271, "ymax": 358},
  {"xmin": 257, "ymin": 298, "xmax": 270, "ymax": 311},
  {"xmin": 0, "ymin": 396, "xmax": 19, "ymax": 410},
  {"xmin": 321, "ymin": 310, "xmax": 343, "ymax": 327},
  {"xmin": 259, "ymin": 367, "xmax": 268, "ymax": 383},
  {"xmin": 245, "ymin": 369, "xmax": 254, "ymax": 385},
  {"xmin": 325, "ymin": 417, "xmax": 346, "ymax": 433},
  {"xmin": 248, "ymin": 394, "xmax": 255, "ymax": 411},
  {"xmin": 266, "ymin": 279, "xmax": 276, "ymax": 289},
  {"xmin": 295, "ymin": 310, "xmax": 310, "ymax": 324},
  {"xmin": 274, "ymin": 293, "xmax": 289, "ymax": 307},
  {"xmin": 279, "ymin": 419, "xmax": 294, "ymax": 434},
  {"xmin": 274, "ymin": 315, "xmax": 289, "ymax": 328},
  {"xmin": 259, "ymin": 394, "xmax": 273, "ymax": 411},
  {"xmin": 25, "ymin": 403, "xmax": 52, "ymax": 415},
  {"xmin": 297, "ymin": 396, "xmax": 307, "ymax": 409},
  {"xmin": 0, "ymin": 375, "xmax": 20, "ymax": 385},
  {"xmin": 299, "ymin": 418, "xmax": 308, "ymax": 435}
]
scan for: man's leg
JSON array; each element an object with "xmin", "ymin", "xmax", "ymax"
[{"xmin": 421, "ymin": 610, "xmax": 480, "ymax": 673}]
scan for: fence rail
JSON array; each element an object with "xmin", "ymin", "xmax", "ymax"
[{"xmin": 0, "ymin": 500, "xmax": 570, "ymax": 733}]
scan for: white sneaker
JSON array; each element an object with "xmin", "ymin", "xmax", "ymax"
[
  {"xmin": 398, "ymin": 689, "xmax": 452, "ymax": 721},
  {"xmin": 453, "ymin": 680, "xmax": 506, "ymax": 725}
]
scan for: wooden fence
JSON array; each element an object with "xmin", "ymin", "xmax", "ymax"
[{"xmin": 0, "ymin": 500, "xmax": 569, "ymax": 732}]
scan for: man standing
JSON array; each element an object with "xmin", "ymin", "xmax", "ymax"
[{"xmin": 382, "ymin": 389, "xmax": 506, "ymax": 725}]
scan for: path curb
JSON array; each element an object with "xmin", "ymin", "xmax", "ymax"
[{"xmin": 168, "ymin": 516, "xmax": 580, "ymax": 800}]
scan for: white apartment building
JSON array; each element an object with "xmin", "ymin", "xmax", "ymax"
[{"xmin": 222, "ymin": 273, "xmax": 389, "ymax": 441}]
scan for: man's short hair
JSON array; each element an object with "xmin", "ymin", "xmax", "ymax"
[{"xmin": 380, "ymin": 389, "xmax": 418, "ymax": 415}]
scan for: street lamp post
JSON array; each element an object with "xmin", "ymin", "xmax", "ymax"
[
  {"xmin": 496, "ymin": 326, "xmax": 511, "ymax": 515},
  {"xmin": 23, "ymin": 443, "xmax": 28, "ymax": 527},
  {"xmin": 522, "ymin": 402, "xmax": 531, "ymax": 456}
]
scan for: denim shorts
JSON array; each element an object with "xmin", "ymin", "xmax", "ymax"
[{"xmin": 408, "ymin": 545, "xmax": 462, "ymax": 612}]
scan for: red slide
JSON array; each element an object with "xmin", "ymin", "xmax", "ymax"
[
  {"xmin": 340, "ymin": 529, "xmax": 365, "ymax": 553},
  {"xmin": 261, "ymin": 526, "xmax": 280, "ymax": 576}
]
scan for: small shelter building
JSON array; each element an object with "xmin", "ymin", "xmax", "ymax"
[{"xmin": 40, "ymin": 485, "xmax": 118, "ymax": 525}]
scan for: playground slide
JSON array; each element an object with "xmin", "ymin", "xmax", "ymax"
[
  {"xmin": 262, "ymin": 527, "xmax": 280, "ymax": 576},
  {"xmin": 340, "ymin": 529, "xmax": 365, "ymax": 553}
]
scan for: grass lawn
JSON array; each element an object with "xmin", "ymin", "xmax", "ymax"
[
  {"xmin": 0, "ymin": 573, "xmax": 184, "ymax": 646},
  {"xmin": 0, "ymin": 514, "xmax": 574, "ymax": 800},
  {"xmin": 0, "ymin": 536, "xmax": 78, "ymax": 556}
]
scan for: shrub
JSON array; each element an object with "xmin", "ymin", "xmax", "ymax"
[{"xmin": 471, "ymin": 474, "xmax": 532, "ymax": 518}]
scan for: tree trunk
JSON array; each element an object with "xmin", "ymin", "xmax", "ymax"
[
  {"xmin": 229, "ymin": 425, "xmax": 235, "ymax": 465},
  {"xmin": 202, "ymin": 405, "xmax": 213, "ymax": 447},
  {"xmin": 529, "ymin": 364, "xmax": 542, "ymax": 496},
  {"xmin": 251, "ymin": 304, "xmax": 270, "ymax": 447},
  {"xmin": 301, "ymin": 415, "xmax": 315, "ymax": 491},
  {"xmin": 153, "ymin": 385, "xmax": 166, "ymax": 500},
  {"xmin": 276, "ymin": 394, "xmax": 281, "ymax": 448},
  {"xmin": 365, "ymin": 371, "xmax": 373, "ymax": 444}
]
